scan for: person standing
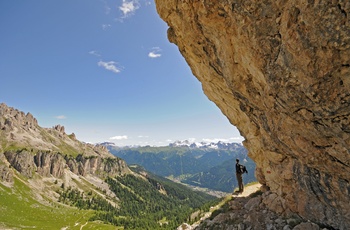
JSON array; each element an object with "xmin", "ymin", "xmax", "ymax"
[{"xmin": 235, "ymin": 159, "xmax": 247, "ymax": 193}]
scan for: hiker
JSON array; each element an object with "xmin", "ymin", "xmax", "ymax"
[{"xmin": 235, "ymin": 159, "xmax": 248, "ymax": 193}]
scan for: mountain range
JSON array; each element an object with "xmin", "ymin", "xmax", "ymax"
[
  {"xmin": 0, "ymin": 103, "xmax": 215, "ymax": 229},
  {"xmin": 105, "ymin": 141, "xmax": 256, "ymax": 193}
]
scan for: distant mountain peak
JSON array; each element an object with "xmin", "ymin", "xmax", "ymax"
[
  {"xmin": 100, "ymin": 139, "xmax": 243, "ymax": 150},
  {"xmin": 168, "ymin": 140, "xmax": 243, "ymax": 150},
  {"xmin": 98, "ymin": 141, "xmax": 116, "ymax": 146}
]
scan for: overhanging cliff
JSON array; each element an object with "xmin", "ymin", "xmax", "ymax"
[{"xmin": 155, "ymin": 1, "xmax": 350, "ymax": 228}]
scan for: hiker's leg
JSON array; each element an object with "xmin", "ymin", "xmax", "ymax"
[
  {"xmin": 236, "ymin": 173, "xmax": 242, "ymax": 192},
  {"xmin": 236, "ymin": 173, "xmax": 243, "ymax": 192}
]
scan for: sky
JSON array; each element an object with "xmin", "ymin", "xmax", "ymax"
[{"xmin": 0, "ymin": 0, "xmax": 243, "ymax": 146}]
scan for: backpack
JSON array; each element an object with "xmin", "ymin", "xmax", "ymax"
[{"xmin": 240, "ymin": 165, "xmax": 248, "ymax": 174}]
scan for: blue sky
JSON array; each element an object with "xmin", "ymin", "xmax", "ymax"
[{"xmin": 0, "ymin": 0, "xmax": 243, "ymax": 146}]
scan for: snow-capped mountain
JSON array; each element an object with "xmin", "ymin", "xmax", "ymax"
[
  {"xmin": 168, "ymin": 140, "xmax": 243, "ymax": 150},
  {"xmin": 100, "ymin": 140, "xmax": 243, "ymax": 151},
  {"xmin": 106, "ymin": 139, "xmax": 253, "ymax": 193}
]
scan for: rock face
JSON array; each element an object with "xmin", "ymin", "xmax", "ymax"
[
  {"xmin": 4, "ymin": 150, "xmax": 37, "ymax": 178},
  {"xmin": 2, "ymin": 150, "xmax": 129, "ymax": 179},
  {"xmin": 34, "ymin": 151, "xmax": 66, "ymax": 177},
  {"xmin": 0, "ymin": 103, "xmax": 113, "ymax": 158},
  {"xmin": 155, "ymin": 1, "xmax": 350, "ymax": 229},
  {"xmin": 0, "ymin": 152, "xmax": 11, "ymax": 182},
  {"xmin": 0, "ymin": 103, "xmax": 131, "ymax": 182},
  {"xmin": 66, "ymin": 154, "xmax": 130, "ymax": 177},
  {"xmin": 196, "ymin": 190, "xmax": 323, "ymax": 230}
]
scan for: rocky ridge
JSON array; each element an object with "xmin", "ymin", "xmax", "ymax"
[
  {"xmin": 0, "ymin": 103, "xmax": 130, "ymax": 194},
  {"xmin": 155, "ymin": 1, "xmax": 350, "ymax": 229},
  {"xmin": 0, "ymin": 103, "xmax": 111, "ymax": 158}
]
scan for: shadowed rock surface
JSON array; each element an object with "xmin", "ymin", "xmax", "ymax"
[{"xmin": 155, "ymin": 1, "xmax": 350, "ymax": 229}]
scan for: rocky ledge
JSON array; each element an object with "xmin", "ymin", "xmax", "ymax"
[
  {"xmin": 155, "ymin": 1, "xmax": 350, "ymax": 229},
  {"xmin": 197, "ymin": 191, "xmax": 329, "ymax": 230}
]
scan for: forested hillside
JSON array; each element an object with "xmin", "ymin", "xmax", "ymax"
[{"xmin": 57, "ymin": 171, "xmax": 215, "ymax": 229}]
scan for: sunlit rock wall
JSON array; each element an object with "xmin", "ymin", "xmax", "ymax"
[{"xmin": 155, "ymin": 1, "xmax": 350, "ymax": 228}]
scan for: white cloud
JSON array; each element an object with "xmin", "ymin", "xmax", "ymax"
[
  {"xmin": 119, "ymin": 0, "xmax": 140, "ymax": 18},
  {"xmin": 110, "ymin": 135, "xmax": 128, "ymax": 140},
  {"xmin": 102, "ymin": 24, "xmax": 111, "ymax": 30},
  {"xmin": 55, "ymin": 115, "xmax": 67, "ymax": 120},
  {"xmin": 138, "ymin": 135, "xmax": 149, "ymax": 138},
  {"xmin": 98, "ymin": 60, "xmax": 122, "ymax": 73},
  {"xmin": 148, "ymin": 47, "xmax": 162, "ymax": 58},
  {"xmin": 188, "ymin": 138, "xmax": 196, "ymax": 143},
  {"xmin": 89, "ymin": 50, "xmax": 101, "ymax": 57},
  {"xmin": 202, "ymin": 138, "xmax": 230, "ymax": 143},
  {"xmin": 230, "ymin": 136, "xmax": 244, "ymax": 142},
  {"xmin": 148, "ymin": 52, "xmax": 161, "ymax": 58},
  {"xmin": 202, "ymin": 137, "xmax": 244, "ymax": 143}
]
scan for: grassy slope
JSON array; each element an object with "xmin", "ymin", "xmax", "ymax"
[{"xmin": 0, "ymin": 176, "xmax": 116, "ymax": 230}]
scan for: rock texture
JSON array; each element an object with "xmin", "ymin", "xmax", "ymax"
[
  {"xmin": 2, "ymin": 149, "xmax": 129, "ymax": 179},
  {"xmin": 4, "ymin": 150, "xmax": 37, "ymax": 178},
  {"xmin": 155, "ymin": 1, "xmax": 350, "ymax": 229},
  {"xmin": 0, "ymin": 103, "xmax": 112, "ymax": 158},
  {"xmin": 196, "ymin": 192, "xmax": 325, "ymax": 230},
  {"xmin": 34, "ymin": 151, "xmax": 66, "ymax": 177},
  {"xmin": 0, "ymin": 103, "xmax": 131, "ymax": 181}
]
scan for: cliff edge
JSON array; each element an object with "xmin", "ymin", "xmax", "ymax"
[{"xmin": 155, "ymin": 1, "xmax": 350, "ymax": 229}]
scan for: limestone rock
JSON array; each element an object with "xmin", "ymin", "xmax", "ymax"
[
  {"xmin": 0, "ymin": 152, "xmax": 12, "ymax": 183},
  {"xmin": 178, "ymin": 223, "xmax": 193, "ymax": 230},
  {"xmin": 0, "ymin": 103, "xmax": 113, "ymax": 158},
  {"xmin": 155, "ymin": 1, "xmax": 350, "ymax": 229},
  {"xmin": 53, "ymin": 124, "xmax": 65, "ymax": 133},
  {"xmin": 0, "ymin": 103, "xmax": 131, "ymax": 181},
  {"xmin": 0, "ymin": 164, "xmax": 13, "ymax": 183},
  {"xmin": 66, "ymin": 157, "xmax": 78, "ymax": 174},
  {"xmin": 195, "ymin": 192, "xmax": 331, "ymax": 230},
  {"xmin": 292, "ymin": 222, "xmax": 320, "ymax": 230},
  {"xmin": 64, "ymin": 154, "xmax": 130, "ymax": 178},
  {"xmin": 69, "ymin": 132, "xmax": 77, "ymax": 140},
  {"xmin": 34, "ymin": 151, "xmax": 66, "ymax": 178},
  {"xmin": 3, "ymin": 149, "xmax": 129, "ymax": 180},
  {"xmin": 196, "ymin": 193, "xmax": 296, "ymax": 230},
  {"xmin": 4, "ymin": 150, "xmax": 37, "ymax": 178}
]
